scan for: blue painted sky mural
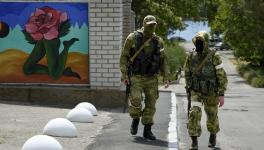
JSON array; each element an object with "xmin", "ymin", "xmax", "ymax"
[{"xmin": 0, "ymin": 2, "xmax": 89, "ymax": 54}]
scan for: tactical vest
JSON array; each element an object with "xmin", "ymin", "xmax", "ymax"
[
  {"xmin": 189, "ymin": 51, "xmax": 218, "ymax": 94},
  {"xmin": 129, "ymin": 31, "xmax": 161, "ymax": 75}
]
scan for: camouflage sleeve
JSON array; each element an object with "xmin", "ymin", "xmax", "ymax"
[
  {"xmin": 159, "ymin": 37, "xmax": 170, "ymax": 81},
  {"xmin": 213, "ymin": 52, "xmax": 228, "ymax": 96},
  {"xmin": 184, "ymin": 53, "xmax": 192, "ymax": 88},
  {"xmin": 120, "ymin": 33, "xmax": 135, "ymax": 80}
]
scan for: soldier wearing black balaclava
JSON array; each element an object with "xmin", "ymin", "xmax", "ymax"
[{"xmin": 184, "ymin": 31, "xmax": 228, "ymax": 149}]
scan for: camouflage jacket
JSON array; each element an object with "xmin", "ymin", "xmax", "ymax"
[
  {"xmin": 184, "ymin": 31, "xmax": 228, "ymax": 96},
  {"xmin": 120, "ymin": 28, "xmax": 169, "ymax": 81}
]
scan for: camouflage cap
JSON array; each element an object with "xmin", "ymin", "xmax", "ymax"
[{"xmin": 143, "ymin": 15, "xmax": 157, "ymax": 25}]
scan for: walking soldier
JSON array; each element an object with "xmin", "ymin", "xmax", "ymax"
[{"xmin": 184, "ymin": 31, "xmax": 228, "ymax": 149}]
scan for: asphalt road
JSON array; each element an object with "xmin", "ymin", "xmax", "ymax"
[{"xmin": 87, "ymin": 92, "xmax": 173, "ymax": 150}]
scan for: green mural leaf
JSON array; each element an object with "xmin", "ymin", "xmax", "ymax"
[
  {"xmin": 22, "ymin": 30, "xmax": 36, "ymax": 44},
  {"xmin": 59, "ymin": 20, "xmax": 71, "ymax": 37}
]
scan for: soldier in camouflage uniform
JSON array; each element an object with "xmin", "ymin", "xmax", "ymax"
[
  {"xmin": 184, "ymin": 31, "xmax": 228, "ymax": 149},
  {"xmin": 120, "ymin": 15, "xmax": 170, "ymax": 140}
]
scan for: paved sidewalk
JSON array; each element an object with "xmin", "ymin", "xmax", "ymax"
[{"xmin": 0, "ymin": 101, "xmax": 112, "ymax": 150}]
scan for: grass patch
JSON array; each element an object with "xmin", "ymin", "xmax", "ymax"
[
  {"xmin": 235, "ymin": 60, "xmax": 264, "ymax": 87},
  {"xmin": 251, "ymin": 77, "xmax": 264, "ymax": 88}
]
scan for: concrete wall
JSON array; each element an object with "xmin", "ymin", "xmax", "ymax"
[{"xmin": 0, "ymin": 85, "xmax": 125, "ymax": 108}]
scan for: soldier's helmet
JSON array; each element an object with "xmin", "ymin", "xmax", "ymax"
[
  {"xmin": 192, "ymin": 30, "xmax": 210, "ymax": 51},
  {"xmin": 143, "ymin": 15, "xmax": 157, "ymax": 26}
]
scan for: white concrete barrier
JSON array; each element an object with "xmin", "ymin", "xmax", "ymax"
[
  {"xmin": 75, "ymin": 102, "xmax": 98, "ymax": 116},
  {"xmin": 43, "ymin": 118, "xmax": 77, "ymax": 137},
  {"xmin": 67, "ymin": 107, "xmax": 94, "ymax": 123},
  {"xmin": 22, "ymin": 135, "xmax": 63, "ymax": 150}
]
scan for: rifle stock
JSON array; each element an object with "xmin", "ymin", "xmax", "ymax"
[
  {"xmin": 123, "ymin": 65, "xmax": 132, "ymax": 113},
  {"xmin": 186, "ymin": 87, "xmax": 191, "ymax": 119}
]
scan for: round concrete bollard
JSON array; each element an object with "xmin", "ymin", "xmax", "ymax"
[
  {"xmin": 75, "ymin": 102, "xmax": 98, "ymax": 116},
  {"xmin": 22, "ymin": 135, "xmax": 63, "ymax": 150},
  {"xmin": 67, "ymin": 107, "xmax": 94, "ymax": 123},
  {"xmin": 43, "ymin": 118, "xmax": 77, "ymax": 137}
]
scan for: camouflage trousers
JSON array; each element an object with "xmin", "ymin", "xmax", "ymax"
[
  {"xmin": 188, "ymin": 91, "xmax": 220, "ymax": 137},
  {"xmin": 128, "ymin": 75, "xmax": 159, "ymax": 125}
]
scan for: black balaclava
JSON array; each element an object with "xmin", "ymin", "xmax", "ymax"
[
  {"xmin": 195, "ymin": 39, "xmax": 204, "ymax": 53},
  {"xmin": 143, "ymin": 23, "xmax": 156, "ymax": 38}
]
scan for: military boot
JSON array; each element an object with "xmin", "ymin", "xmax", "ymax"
[
  {"xmin": 208, "ymin": 134, "xmax": 216, "ymax": 147},
  {"xmin": 143, "ymin": 124, "xmax": 156, "ymax": 140},
  {"xmin": 190, "ymin": 136, "xmax": 198, "ymax": 150},
  {"xmin": 130, "ymin": 118, "xmax": 140, "ymax": 135}
]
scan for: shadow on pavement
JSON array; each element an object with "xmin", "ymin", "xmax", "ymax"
[
  {"xmin": 132, "ymin": 136, "xmax": 168, "ymax": 148},
  {"xmin": 212, "ymin": 147, "xmax": 221, "ymax": 150}
]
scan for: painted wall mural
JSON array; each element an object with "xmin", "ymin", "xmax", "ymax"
[{"xmin": 0, "ymin": 2, "xmax": 89, "ymax": 84}]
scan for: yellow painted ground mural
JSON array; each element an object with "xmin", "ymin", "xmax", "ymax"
[{"xmin": 0, "ymin": 49, "xmax": 88, "ymax": 83}]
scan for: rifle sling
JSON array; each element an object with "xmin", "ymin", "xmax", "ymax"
[
  {"xmin": 129, "ymin": 36, "xmax": 153, "ymax": 64},
  {"xmin": 192, "ymin": 49, "xmax": 216, "ymax": 76}
]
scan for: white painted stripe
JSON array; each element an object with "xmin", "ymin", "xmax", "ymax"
[{"xmin": 167, "ymin": 92, "xmax": 178, "ymax": 150}]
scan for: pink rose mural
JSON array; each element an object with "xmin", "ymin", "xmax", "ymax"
[
  {"xmin": 23, "ymin": 6, "xmax": 80, "ymax": 79},
  {"xmin": 25, "ymin": 6, "xmax": 68, "ymax": 41}
]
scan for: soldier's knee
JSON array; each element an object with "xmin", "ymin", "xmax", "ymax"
[
  {"xmin": 130, "ymin": 98, "xmax": 141, "ymax": 107},
  {"xmin": 130, "ymin": 92, "xmax": 142, "ymax": 101},
  {"xmin": 189, "ymin": 106, "xmax": 202, "ymax": 119},
  {"xmin": 143, "ymin": 107, "xmax": 156, "ymax": 116},
  {"xmin": 190, "ymin": 106, "xmax": 201, "ymax": 113},
  {"xmin": 205, "ymin": 107, "xmax": 218, "ymax": 116}
]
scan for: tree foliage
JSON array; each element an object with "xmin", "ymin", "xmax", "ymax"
[
  {"xmin": 131, "ymin": 0, "xmax": 209, "ymax": 38},
  {"xmin": 211, "ymin": 0, "xmax": 264, "ymax": 66},
  {"xmin": 132, "ymin": 0, "xmax": 264, "ymax": 66}
]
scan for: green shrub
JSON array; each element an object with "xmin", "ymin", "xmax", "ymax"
[
  {"xmin": 243, "ymin": 70, "xmax": 256, "ymax": 82},
  {"xmin": 165, "ymin": 41, "xmax": 187, "ymax": 81},
  {"xmin": 236, "ymin": 62, "xmax": 264, "ymax": 87},
  {"xmin": 251, "ymin": 77, "xmax": 264, "ymax": 88},
  {"xmin": 157, "ymin": 41, "xmax": 186, "ymax": 84},
  {"xmin": 237, "ymin": 64, "xmax": 251, "ymax": 76},
  {"xmin": 255, "ymin": 68, "xmax": 264, "ymax": 76}
]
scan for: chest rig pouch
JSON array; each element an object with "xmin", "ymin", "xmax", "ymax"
[
  {"xmin": 129, "ymin": 31, "xmax": 161, "ymax": 75},
  {"xmin": 190, "ymin": 52, "xmax": 218, "ymax": 95}
]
